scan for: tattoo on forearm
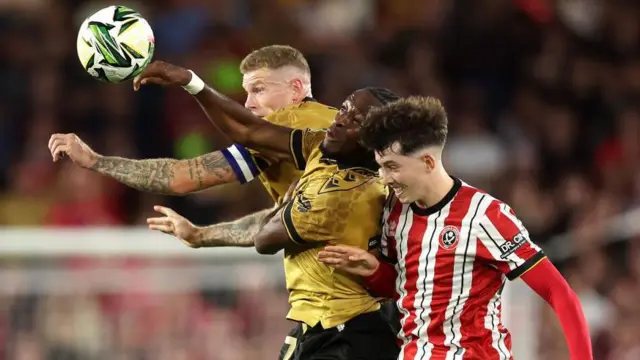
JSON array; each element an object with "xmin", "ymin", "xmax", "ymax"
[
  {"xmin": 186, "ymin": 159, "xmax": 204, "ymax": 190},
  {"xmin": 201, "ymin": 152, "xmax": 234, "ymax": 179},
  {"xmin": 198, "ymin": 208, "xmax": 273, "ymax": 247},
  {"xmin": 90, "ymin": 152, "xmax": 236, "ymax": 195},
  {"xmin": 91, "ymin": 156, "xmax": 178, "ymax": 194}
]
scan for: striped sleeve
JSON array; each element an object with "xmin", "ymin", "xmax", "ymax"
[
  {"xmin": 220, "ymin": 144, "xmax": 274, "ymax": 184},
  {"xmin": 475, "ymin": 201, "xmax": 546, "ymax": 281}
]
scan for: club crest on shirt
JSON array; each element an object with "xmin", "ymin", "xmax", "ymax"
[
  {"xmin": 438, "ymin": 226, "xmax": 460, "ymax": 250},
  {"xmin": 386, "ymin": 220, "xmax": 398, "ymax": 238}
]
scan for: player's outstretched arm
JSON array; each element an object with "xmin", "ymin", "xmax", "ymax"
[
  {"xmin": 148, "ymin": 205, "xmax": 273, "ymax": 248},
  {"xmin": 134, "ymin": 61, "xmax": 295, "ymax": 162},
  {"xmin": 48, "ymin": 133, "xmax": 237, "ymax": 195},
  {"xmin": 520, "ymin": 260, "xmax": 593, "ymax": 360}
]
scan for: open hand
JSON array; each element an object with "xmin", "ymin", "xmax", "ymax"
[
  {"xmin": 147, "ymin": 205, "xmax": 201, "ymax": 248},
  {"xmin": 317, "ymin": 245, "xmax": 380, "ymax": 277},
  {"xmin": 133, "ymin": 60, "xmax": 192, "ymax": 91},
  {"xmin": 48, "ymin": 133, "xmax": 99, "ymax": 168}
]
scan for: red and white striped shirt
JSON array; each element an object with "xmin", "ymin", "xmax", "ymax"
[{"xmin": 371, "ymin": 178, "xmax": 545, "ymax": 360}]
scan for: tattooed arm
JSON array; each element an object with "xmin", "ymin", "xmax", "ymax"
[
  {"xmin": 48, "ymin": 133, "xmax": 237, "ymax": 195},
  {"xmin": 194, "ymin": 208, "xmax": 273, "ymax": 247},
  {"xmin": 148, "ymin": 206, "xmax": 275, "ymax": 248},
  {"xmin": 91, "ymin": 151, "xmax": 236, "ymax": 195},
  {"xmin": 149, "ymin": 200, "xmax": 318, "ymax": 252}
]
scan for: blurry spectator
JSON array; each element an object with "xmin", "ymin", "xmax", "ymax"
[{"xmin": 0, "ymin": 0, "xmax": 638, "ymax": 358}]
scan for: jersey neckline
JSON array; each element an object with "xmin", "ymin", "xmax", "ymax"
[{"xmin": 410, "ymin": 176, "xmax": 462, "ymax": 216}]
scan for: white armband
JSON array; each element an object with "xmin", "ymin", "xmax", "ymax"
[{"xmin": 181, "ymin": 70, "xmax": 205, "ymax": 95}]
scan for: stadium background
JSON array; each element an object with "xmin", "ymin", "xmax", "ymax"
[{"xmin": 0, "ymin": 0, "xmax": 639, "ymax": 359}]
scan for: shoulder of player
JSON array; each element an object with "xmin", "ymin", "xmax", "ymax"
[
  {"xmin": 468, "ymin": 193, "xmax": 523, "ymax": 235},
  {"xmin": 292, "ymin": 100, "xmax": 336, "ymax": 111},
  {"xmin": 267, "ymin": 100, "xmax": 335, "ymax": 116},
  {"xmin": 264, "ymin": 102, "xmax": 335, "ymax": 129},
  {"xmin": 302, "ymin": 128, "xmax": 328, "ymax": 152},
  {"xmin": 450, "ymin": 180, "xmax": 509, "ymax": 214}
]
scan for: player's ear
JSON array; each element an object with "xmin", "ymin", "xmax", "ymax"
[
  {"xmin": 420, "ymin": 153, "xmax": 436, "ymax": 173},
  {"xmin": 290, "ymin": 78, "xmax": 305, "ymax": 100}
]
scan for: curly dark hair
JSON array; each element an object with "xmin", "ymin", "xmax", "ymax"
[
  {"xmin": 365, "ymin": 87, "xmax": 401, "ymax": 105},
  {"xmin": 360, "ymin": 96, "xmax": 448, "ymax": 154}
]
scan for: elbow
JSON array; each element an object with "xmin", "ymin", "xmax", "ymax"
[
  {"xmin": 547, "ymin": 280, "xmax": 581, "ymax": 310},
  {"xmin": 254, "ymin": 238, "xmax": 280, "ymax": 255},
  {"xmin": 255, "ymin": 242, "xmax": 279, "ymax": 255}
]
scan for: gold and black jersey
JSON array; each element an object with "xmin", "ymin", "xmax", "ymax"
[
  {"xmin": 282, "ymin": 129, "xmax": 387, "ymax": 329},
  {"xmin": 220, "ymin": 100, "xmax": 335, "ymax": 203}
]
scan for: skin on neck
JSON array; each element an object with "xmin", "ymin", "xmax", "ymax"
[
  {"xmin": 414, "ymin": 164, "xmax": 454, "ymax": 209},
  {"xmin": 412, "ymin": 147, "xmax": 454, "ymax": 209}
]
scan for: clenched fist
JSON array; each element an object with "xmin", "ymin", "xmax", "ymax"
[
  {"xmin": 133, "ymin": 60, "xmax": 192, "ymax": 91},
  {"xmin": 48, "ymin": 133, "xmax": 99, "ymax": 168},
  {"xmin": 147, "ymin": 205, "xmax": 202, "ymax": 248}
]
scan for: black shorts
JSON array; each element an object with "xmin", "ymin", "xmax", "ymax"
[
  {"xmin": 379, "ymin": 299, "xmax": 401, "ymax": 335},
  {"xmin": 277, "ymin": 310, "xmax": 399, "ymax": 360}
]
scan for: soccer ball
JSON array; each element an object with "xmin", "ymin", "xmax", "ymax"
[{"xmin": 76, "ymin": 5, "xmax": 155, "ymax": 83}]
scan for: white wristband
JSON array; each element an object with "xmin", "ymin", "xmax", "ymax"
[{"xmin": 182, "ymin": 70, "xmax": 205, "ymax": 95}]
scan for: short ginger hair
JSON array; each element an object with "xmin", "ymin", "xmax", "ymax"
[
  {"xmin": 240, "ymin": 45, "xmax": 311, "ymax": 75},
  {"xmin": 360, "ymin": 96, "xmax": 448, "ymax": 155}
]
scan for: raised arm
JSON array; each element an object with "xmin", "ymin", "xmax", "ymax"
[
  {"xmin": 48, "ymin": 133, "xmax": 237, "ymax": 195},
  {"xmin": 134, "ymin": 61, "xmax": 295, "ymax": 162}
]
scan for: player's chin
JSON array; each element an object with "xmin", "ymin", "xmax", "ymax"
[
  {"xmin": 394, "ymin": 190, "xmax": 414, "ymax": 204},
  {"xmin": 251, "ymin": 110, "xmax": 269, "ymax": 118},
  {"xmin": 321, "ymin": 138, "xmax": 341, "ymax": 155}
]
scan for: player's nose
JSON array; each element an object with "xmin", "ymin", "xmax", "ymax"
[{"xmin": 245, "ymin": 96, "xmax": 256, "ymax": 109}]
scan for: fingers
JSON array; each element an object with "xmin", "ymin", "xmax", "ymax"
[
  {"xmin": 52, "ymin": 144, "xmax": 70, "ymax": 162},
  {"xmin": 317, "ymin": 249, "xmax": 348, "ymax": 261},
  {"xmin": 133, "ymin": 77, "xmax": 167, "ymax": 91},
  {"xmin": 133, "ymin": 75, "xmax": 141, "ymax": 91},
  {"xmin": 146, "ymin": 216, "xmax": 170, "ymax": 225},
  {"xmin": 132, "ymin": 61, "xmax": 157, "ymax": 90},
  {"xmin": 132, "ymin": 61, "xmax": 167, "ymax": 91},
  {"xmin": 321, "ymin": 245, "xmax": 355, "ymax": 254},
  {"xmin": 317, "ymin": 256, "xmax": 347, "ymax": 267},
  {"xmin": 148, "ymin": 223, "xmax": 174, "ymax": 234},
  {"xmin": 146, "ymin": 216, "xmax": 174, "ymax": 234},
  {"xmin": 48, "ymin": 134, "xmax": 71, "ymax": 162},
  {"xmin": 348, "ymin": 254, "xmax": 368, "ymax": 262},
  {"xmin": 317, "ymin": 251, "xmax": 348, "ymax": 266},
  {"xmin": 153, "ymin": 205, "xmax": 178, "ymax": 217}
]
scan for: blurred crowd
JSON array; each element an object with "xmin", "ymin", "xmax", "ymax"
[{"xmin": 0, "ymin": 0, "xmax": 639, "ymax": 358}]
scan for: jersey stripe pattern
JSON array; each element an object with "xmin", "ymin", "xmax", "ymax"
[{"xmin": 380, "ymin": 178, "xmax": 544, "ymax": 360}]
